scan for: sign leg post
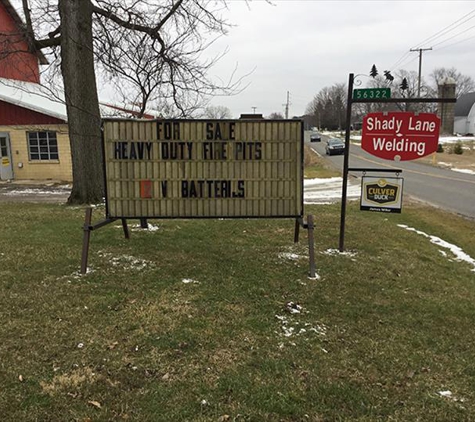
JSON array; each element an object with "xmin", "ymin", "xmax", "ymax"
[
  {"xmin": 81, "ymin": 207, "xmax": 93, "ymax": 275},
  {"xmin": 339, "ymin": 73, "xmax": 354, "ymax": 252},
  {"xmin": 121, "ymin": 219, "xmax": 130, "ymax": 239},
  {"xmin": 307, "ymin": 215, "xmax": 316, "ymax": 278},
  {"xmin": 294, "ymin": 218, "xmax": 301, "ymax": 243},
  {"xmin": 140, "ymin": 218, "xmax": 148, "ymax": 229}
]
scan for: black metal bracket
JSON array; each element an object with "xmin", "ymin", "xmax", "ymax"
[
  {"xmin": 81, "ymin": 208, "xmax": 130, "ymax": 274},
  {"xmin": 294, "ymin": 216, "xmax": 316, "ymax": 279}
]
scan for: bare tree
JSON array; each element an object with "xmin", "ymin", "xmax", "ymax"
[
  {"xmin": 306, "ymin": 83, "xmax": 347, "ymax": 130},
  {"xmin": 202, "ymin": 105, "xmax": 232, "ymax": 119},
  {"xmin": 429, "ymin": 67, "xmax": 475, "ymax": 98},
  {"xmin": 267, "ymin": 112, "xmax": 284, "ymax": 119},
  {"xmin": 16, "ymin": 0, "xmax": 240, "ymax": 204},
  {"xmin": 93, "ymin": 13, "xmax": 243, "ymax": 118}
]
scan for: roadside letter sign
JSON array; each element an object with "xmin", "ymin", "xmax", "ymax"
[{"xmin": 361, "ymin": 112, "xmax": 440, "ymax": 161}]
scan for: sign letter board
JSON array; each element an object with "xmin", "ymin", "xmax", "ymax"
[
  {"xmin": 103, "ymin": 119, "xmax": 303, "ymax": 219},
  {"xmin": 361, "ymin": 112, "xmax": 440, "ymax": 161}
]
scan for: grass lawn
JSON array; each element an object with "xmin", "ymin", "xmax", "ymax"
[{"xmin": 1, "ymin": 198, "xmax": 475, "ymax": 421}]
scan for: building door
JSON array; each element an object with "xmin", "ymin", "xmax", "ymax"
[{"xmin": 0, "ymin": 133, "xmax": 14, "ymax": 180}]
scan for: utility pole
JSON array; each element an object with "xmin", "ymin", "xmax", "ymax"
[
  {"xmin": 410, "ymin": 47, "xmax": 432, "ymax": 97},
  {"xmin": 251, "ymin": 106, "xmax": 257, "ymax": 114},
  {"xmin": 284, "ymin": 91, "xmax": 290, "ymax": 119}
]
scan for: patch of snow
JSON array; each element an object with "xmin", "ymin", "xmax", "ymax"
[
  {"xmin": 114, "ymin": 223, "xmax": 160, "ymax": 232},
  {"xmin": 438, "ymin": 390, "xmax": 452, "ymax": 397},
  {"xmin": 182, "ymin": 278, "xmax": 200, "ymax": 284},
  {"xmin": 286, "ymin": 301, "xmax": 303, "ymax": 314},
  {"xmin": 323, "ymin": 248, "xmax": 357, "ymax": 257},
  {"xmin": 452, "ymin": 168, "xmax": 475, "ymax": 175},
  {"xmin": 97, "ymin": 251, "xmax": 154, "ymax": 271},
  {"xmin": 398, "ymin": 225, "xmax": 475, "ymax": 272},
  {"xmin": 58, "ymin": 267, "xmax": 95, "ymax": 283},
  {"xmin": 438, "ymin": 390, "xmax": 465, "ymax": 402},
  {"xmin": 3, "ymin": 188, "xmax": 68, "ymax": 196},
  {"xmin": 439, "ymin": 136, "xmax": 475, "ymax": 144},
  {"xmin": 279, "ymin": 252, "xmax": 300, "ymax": 261},
  {"xmin": 304, "ymin": 177, "xmax": 360, "ymax": 204},
  {"xmin": 275, "ymin": 314, "xmax": 328, "ymax": 343}
]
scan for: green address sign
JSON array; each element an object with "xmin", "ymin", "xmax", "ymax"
[{"xmin": 353, "ymin": 88, "xmax": 391, "ymax": 100}]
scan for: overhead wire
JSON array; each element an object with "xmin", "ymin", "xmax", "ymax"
[
  {"xmin": 431, "ymin": 23, "xmax": 475, "ymax": 49},
  {"xmin": 433, "ymin": 33, "xmax": 475, "ymax": 52},
  {"xmin": 388, "ymin": 8, "xmax": 475, "ymax": 73},
  {"xmin": 410, "ymin": 9, "xmax": 475, "ymax": 49}
]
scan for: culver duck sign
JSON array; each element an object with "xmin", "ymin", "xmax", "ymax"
[{"xmin": 361, "ymin": 112, "xmax": 440, "ymax": 161}]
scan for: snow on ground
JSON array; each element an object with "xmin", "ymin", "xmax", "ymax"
[
  {"xmin": 114, "ymin": 223, "xmax": 160, "ymax": 232},
  {"xmin": 323, "ymin": 249, "xmax": 357, "ymax": 258},
  {"xmin": 398, "ymin": 224, "xmax": 475, "ymax": 273},
  {"xmin": 438, "ymin": 136, "xmax": 475, "ymax": 145},
  {"xmin": 182, "ymin": 278, "xmax": 200, "ymax": 284},
  {"xmin": 97, "ymin": 251, "xmax": 154, "ymax": 271},
  {"xmin": 304, "ymin": 177, "xmax": 360, "ymax": 204},
  {"xmin": 452, "ymin": 168, "xmax": 475, "ymax": 175},
  {"xmin": 3, "ymin": 188, "xmax": 69, "ymax": 196}
]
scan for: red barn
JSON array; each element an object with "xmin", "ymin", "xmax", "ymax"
[
  {"xmin": 0, "ymin": 1, "xmax": 157, "ymax": 182},
  {"xmin": 0, "ymin": 0, "xmax": 47, "ymax": 83}
]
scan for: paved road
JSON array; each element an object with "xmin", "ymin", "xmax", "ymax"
[{"xmin": 306, "ymin": 131, "xmax": 475, "ymax": 219}]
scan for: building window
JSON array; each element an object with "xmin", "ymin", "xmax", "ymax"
[{"xmin": 28, "ymin": 131, "xmax": 59, "ymax": 161}]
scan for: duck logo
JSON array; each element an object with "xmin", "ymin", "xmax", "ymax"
[{"xmin": 361, "ymin": 177, "xmax": 403, "ymax": 213}]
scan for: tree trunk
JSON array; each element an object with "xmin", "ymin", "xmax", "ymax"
[{"xmin": 59, "ymin": 0, "xmax": 104, "ymax": 205}]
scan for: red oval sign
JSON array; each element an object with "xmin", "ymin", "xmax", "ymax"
[{"xmin": 361, "ymin": 112, "xmax": 440, "ymax": 161}]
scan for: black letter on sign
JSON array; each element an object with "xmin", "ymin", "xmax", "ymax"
[{"xmin": 161, "ymin": 181, "xmax": 168, "ymax": 198}]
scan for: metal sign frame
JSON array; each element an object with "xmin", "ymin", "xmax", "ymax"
[
  {"xmin": 81, "ymin": 118, "xmax": 317, "ymax": 278},
  {"xmin": 339, "ymin": 73, "xmax": 457, "ymax": 251},
  {"xmin": 101, "ymin": 118, "xmax": 304, "ymax": 220}
]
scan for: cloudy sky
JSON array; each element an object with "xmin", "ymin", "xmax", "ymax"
[{"xmin": 203, "ymin": 1, "xmax": 475, "ymax": 118}]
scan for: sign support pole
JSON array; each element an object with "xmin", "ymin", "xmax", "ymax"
[
  {"xmin": 339, "ymin": 73, "xmax": 354, "ymax": 252},
  {"xmin": 294, "ymin": 218, "xmax": 301, "ymax": 243},
  {"xmin": 307, "ymin": 215, "xmax": 316, "ymax": 278},
  {"xmin": 81, "ymin": 207, "xmax": 93, "ymax": 275}
]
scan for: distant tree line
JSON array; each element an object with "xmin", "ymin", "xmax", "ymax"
[{"xmin": 306, "ymin": 67, "xmax": 475, "ymax": 130}]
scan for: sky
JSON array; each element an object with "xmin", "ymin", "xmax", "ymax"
[{"xmin": 202, "ymin": 1, "xmax": 475, "ymax": 118}]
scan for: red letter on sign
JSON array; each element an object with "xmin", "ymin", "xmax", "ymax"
[{"xmin": 140, "ymin": 180, "xmax": 152, "ymax": 198}]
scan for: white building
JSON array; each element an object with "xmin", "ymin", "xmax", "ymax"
[{"xmin": 454, "ymin": 92, "xmax": 475, "ymax": 136}]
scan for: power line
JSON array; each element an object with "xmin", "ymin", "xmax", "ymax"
[
  {"xmin": 431, "ymin": 23, "xmax": 475, "ymax": 49},
  {"xmin": 391, "ymin": 54, "xmax": 419, "ymax": 74},
  {"xmin": 388, "ymin": 8, "xmax": 475, "ymax": 73},
  {"xmin": 411, "ymin": 8, "xmax": 475, "ymax": 49},
  {"xmin": 434, "ymin": 33, "xmax": 475, "ymax": 51}
]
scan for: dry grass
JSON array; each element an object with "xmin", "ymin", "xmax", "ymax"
[
  {"xmin": 1, "ymin": 202, "xmax": 475, "ymax": 421},
  {"xmin": 417, "ymin": 141, "xmax": 475, "ymax": 171},
  {"xmin": 304, "ymin": 145, "xmax": 341, "ymax": 178}
]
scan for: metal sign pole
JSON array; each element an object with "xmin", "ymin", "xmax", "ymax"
[
  {"xmin": 337, "ymin": 73, "xmax": 456, "ymax": 252},
  {"xmin": 339, "ymin": 73, "xmax": 354, "ymax": 252}
]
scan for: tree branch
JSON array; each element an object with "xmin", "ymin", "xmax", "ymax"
[
  {"xmin": 91, "ymin": 1, "xmax": 185, "ymax": 53},
  {"xmin": 35, "ymin": 37, "xmax": 61, "ymax": 49}
]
